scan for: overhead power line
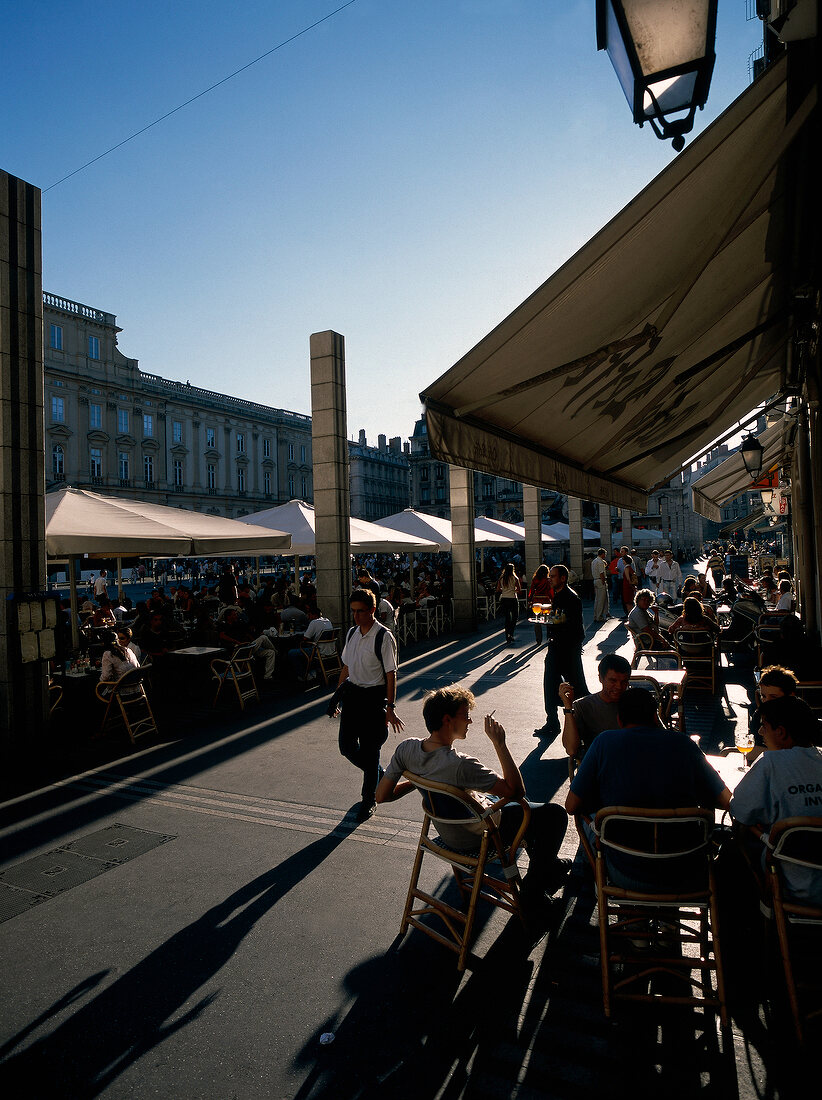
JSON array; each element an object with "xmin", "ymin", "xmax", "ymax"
[{"xmin": 44, "ymin": 0, "xmax": 358, "ymax": 192}]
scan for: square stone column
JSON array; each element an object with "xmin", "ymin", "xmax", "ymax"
[
  {"xmin": 567, "ymin": 496, "xmax": 584, "ymax": 580},
  {"xmin": 449, "ymin": 465, "xmax": 477, "ymax": 632},
  {"xmin": 522, "ymin": 484, "xmax": 543, "ymax": 579},
  {"xmin": 621, "ymin": 509, "xmax": 633, "ymax": 550},
  {"xmin": 1, "ymin": 171, "xmax": 48, "ymax": 752},
  {"xmin": 310, "ymin": 331, "xmax": 351, "ymax": 632},
  {"xmin": 598, "ymin": 502, "xmax": 609, "ymax": 550}
]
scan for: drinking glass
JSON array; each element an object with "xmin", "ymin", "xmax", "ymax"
[{"xmin": 735, "ymin": 730, "xmax": 755, "ymax": 771}]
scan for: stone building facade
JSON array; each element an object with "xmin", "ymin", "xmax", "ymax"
[{"xmin": 348, "ymin": 429, "xmax": 410, "ymax": 521}]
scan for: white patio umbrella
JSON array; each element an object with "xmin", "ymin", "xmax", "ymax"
[
  {"xmin": 474, "ymin": 516, "xmax": 560, "ymax": 543},
  {"xmin": 239, "ymin": 500, "xmax": 441, "ymax": 594},
  {"xmin": 541, "ymin": 521, "xmax": 602, "ymax": 542},
  {"xmin": 46, "ymin": 487, "xmax": 292, "ymax": 647}
]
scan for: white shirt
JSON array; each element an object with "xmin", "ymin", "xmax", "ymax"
[
  {"xmin": 645, "ymin": 558, "xmax": 661, "ymax": 583},
  {"xmin": 93, "ymin": 575, "xmax": 108, "ymax": 597},
  {"xmin": 656, "ymin": 559, "xmax": 673, "ymax": 583},
  {"xmin": 591, "ymin": 557, "xmax": 608, "ymax": 585},
  {"xmin": 304, "ymin": 615, "xmax": 336, "ymax": 656},
  {"xmin": 342, "ymin": 620, "xmax": 398, "ymax": 687}
]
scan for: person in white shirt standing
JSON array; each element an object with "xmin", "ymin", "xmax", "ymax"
[
  {"xmin": 644, "ymin": 551, "xmax": 661, "ymax": 592},
  {"xmin": 592, "ymin": 547, "xmax": 610, "ymax": 622},
  {"xmin": 337, "ymin": 588, "xmax": 404, "ymax": 822},
  {"xmin": 93, "ymin": 569, "xmax": 109, "ymax": 602},
  {"xmin": 662, "ymin": 550, "xmax": 682, "ymax": 600}
]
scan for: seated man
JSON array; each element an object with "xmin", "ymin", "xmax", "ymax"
[
  {"xmin": 288, "ymin": 606, "xmax": 335, "ymax": 681},
  {"xmin": 560, "ymin": 653, "xmax": 632, "ymax": 761},
  {"xmin": 377, "ymin": 686, "xmax": 569, "ymax": 918},
  {"xmin": 627, "ymin": 589, "xmax": 668, "ymax": 650},
  {"xmin": 138, "ymin": 610, "xmax": 183, "ymax": 659},
  {"xmin": 730, "ymin": 695, "xmax": 822, "ymax": 904},
  {"xmin": 218, "ymin": 607, "xmax": 277, "ymax": 681},
  {"xmin": 565, "ymin": 688, "xmax": 731, "ymax": 889},
  {"xmin": 279, "ymin": 595, "xmax": 309, "ymax": 633}
]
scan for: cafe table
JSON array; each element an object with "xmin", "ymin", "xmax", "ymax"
[{"xmin": 630, "ymin": 667, "xmax": 688, "ymax": 730}]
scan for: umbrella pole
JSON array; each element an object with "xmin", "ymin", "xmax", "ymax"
[
  {"xmin": 409, "ymin": 552, "xmax": 414, "ymax": 601},
  {"xmin": 294, "ymin": 554, "xmax": 300, "ymax": 598},
  {"xmin": 255, "ymin": 555, "xmax": 260, "ymax": 588},
  {"xmin": 116, "ymin": 556, "xmax": 124, "ymax": 604},
  {"xmin": 69, "ymin": 556, "xmax": 80, "ymax": 651}
]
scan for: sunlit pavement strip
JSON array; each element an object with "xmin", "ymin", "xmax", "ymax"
[{"xmin": 67, "ymin": 773, "xmax": 421, "ymax": 850}]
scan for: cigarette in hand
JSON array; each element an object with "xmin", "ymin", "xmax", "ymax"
[{"xmin": 487, "ymin": 710, "xmax": 496, "ymax": 719}]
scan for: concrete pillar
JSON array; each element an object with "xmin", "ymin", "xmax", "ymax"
[
  {"xmin": 310, "ymin": 331, "xmax": 351, "ymax": 633},
  {"xmin": 1, "ymin": 171, "xmax": 48, "ymax": 753},
  {"xmin": 449, "ymin": 465, "xmax": 477, "ymax": 632},
  {"xmin": 567, "ymin": 496, "xmax": 584, "ymax": 581},
  {"xmin": 522, "ymin": 484, "xmax": 542, "ymax": 579},
  {"xmin": 598, "ymin": 502, "xmax": 609, "ymax": 550},
  {"xmin": 621, "ymin": 508, "xmax": 633, "ymax": 549}
]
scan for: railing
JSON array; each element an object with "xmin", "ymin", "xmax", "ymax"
[
  {"xmin": 138, "ymin": 370, "xmax": 312, "ymax": 425},
  {"xmin": 43, "ymin": 293, "xmax": 115, "ymax": 326},
  {"xmin": 144, "ymin": 480, "xmax": 155, "ymax": 490},
  {"xmin": 119, "ymin": 478, "xmax": 131, "ymax": 488}
]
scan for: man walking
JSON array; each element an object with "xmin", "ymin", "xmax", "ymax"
[
  {"xmin": 592, "ymin": 547, "xmax": 610, "ymax": 622},
  {"xmin": 337, "ymin": 588, "xmax": 404, "ymax": 822},
  {"xmin": 536, "ymin": 565, "xmax": 589, "ymax": 737}
]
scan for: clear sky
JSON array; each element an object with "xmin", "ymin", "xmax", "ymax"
[{"xmin": 5, "ymin": 2, "xmax": 762, "ymax": 445}]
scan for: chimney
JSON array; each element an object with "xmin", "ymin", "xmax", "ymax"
[
  {"xmin": 378, "ymin": 434, "xmax": 387, "ymax": 451},
  {"xmin": 358, "ymin": 429, "xmax": 366, "ymax": 445}
]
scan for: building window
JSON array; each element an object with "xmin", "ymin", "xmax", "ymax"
[
  {"xmin": 420, "ymin": 487, "xmax": 430, "ymax": 504},
  {"xmin": 289, "ymin": 475, "xmax": 295, "ymax": 497},
  {"xmin": 143, "ymin": 413, "xmax": 153, "ymax": 438},
  {"xmin": 263, "ymin": 438, "xmax": 271, "ymax": 458},
  {"xmin": 300, "ymin": 445, "xmax": 306, "ymax": 463},
  {"xmin": 144, "ymin": 455, "xmax": 154, "ymax": 484},
  {"xmin": 436, "ymin": 486, "xmax": 445, "ymax": 502},
  {"xmin": 173, "ymin": 420, "xmax": 183, "ymax": 444},
  {"xmin": 52, "ymin": 444, "xmax": 64, "ymax": 479},
  {"xmin": 288, "ymin": 443, "xmax": 294, "ymax": 461},
  {"xmin": 117, "ymin": 408, "xmax": 129, "ymax": 433},
  {"xmin": 301, "ymin": 476, "xmax": 307, "ymax": 498},
  {"xmin": 237, "ymin": 432, "xmax": 245, "ymax": 454},
  {"xmin": 207, "ymin": 464, "xmax": 216, "ymax": 490},
  {"xmin": 88, "ymin": 335, "xmax": 100, "ymax": 359},
  {"xmin": 237, "ymin": 467, "xmax": 246, "ymax": 492},
  {"xmin": 483, "ymin": 479, "xmax": 493, "ymax": 499},
  {"xmin": 89, "ymin": 403, "xmax": 102, "ymax": 429},
  {"xmin": 420, "ymin": 467, "xmax": 429, "ymax": 481},
  {"xmin": 264, "ymin": 471, "xmax": 271, "ymax": 495},
  {"xmin": 90, "ymin": 447, "xmax": 103, "ymax": 478},
  {"xmin": 435, "ymin": 465, "xmax": 445, "ymax": 480},
  {"xmin": 119, "ymin": 452, "xmax": 130, "ymax": 482},
  {"xmin": 174, "ymin": 459, "xmax": 184, "ymax": 487},
  {"xmin": 50, "ymin": 324, "xmax": 63, "ymax": 350},
  {"xmin": 51, "ymin": 396, "xmax": 65, "ymax": 423},
  {"xmin": 206, "ymin": 427, "xmax": 216, "ymax": 448}
]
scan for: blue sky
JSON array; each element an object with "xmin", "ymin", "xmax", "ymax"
[{"xmin": 5, "ymin": 2, "xmax": 762, "ymax": 444}]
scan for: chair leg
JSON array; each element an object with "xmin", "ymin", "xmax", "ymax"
[
  {"xmin": 401, "ymin": 837, "xmax": 427, "ymax": 935},
  {"xmin": 772, "ymin": 896, "xmax": 804, "ymax": 1042},
  {"xmin": 458, "ymin": 836, "xmax": 489, "ymax": 971},
  {"xmin": 596, "ymin": 861, "xmax": 613, "ymax": 1019}
]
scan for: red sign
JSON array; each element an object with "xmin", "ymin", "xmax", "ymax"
[
  {"xmin": 751, "ymin": 467, "xmax": 779, "ymax": 490},
  {"xmin": 779, "ymin": 496, "xmax": 788, "ymax": 515}
]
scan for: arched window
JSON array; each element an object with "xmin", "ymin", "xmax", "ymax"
[{"xmin": 52, "ymin": 444, "xmax": 64, "ymax": 479}]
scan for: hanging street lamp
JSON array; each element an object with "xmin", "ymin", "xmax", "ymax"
[
  {"xmin": 596, "ymin": 0, "xmax": 719, "ymax": 151},
  {"xmin": 739, "ymin": 433, "xmax": 765, "ymax": 480}
]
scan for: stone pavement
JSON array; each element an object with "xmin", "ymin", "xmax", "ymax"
[{"xmin": 0, "ymin": 595, "xmax": 808, "ymax": 1098}]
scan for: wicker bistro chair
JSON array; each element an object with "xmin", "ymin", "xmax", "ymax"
[
  {"xmin": 673, "ymin": 629, "xmax": 719, "ymax": 692},
  {"xmin": 764, "ymin": 817, "xmax": 822, "ymax": 1043},
  {"xmin": 210, "ymin": 643, "xmax": 259, "ymax": 710},
  {"xmin": 400, "ymin": 771, "xmax": 531, "ymax": 971},
  {"xmin": 627, "ymin": 625, "xmax": 680, "ymax": 671},
  {"xmin": 795, "ymin": 681, "xmax": 822, "ymax": 718},
  {"xmin": 94, "ymin": 668, "xmax": 158, "ymax": 744},
  {"xmin": 576, "ymin": 805, "xmax": 727, "ymax": 1027},
  {"xmin": 304, "ymin": 629, "xmax": 342, "ymax": 686}
]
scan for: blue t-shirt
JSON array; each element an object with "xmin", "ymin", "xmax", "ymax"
[{"xmin": 571, "ymin": 726, "xmax": 725, "ymax": 885}]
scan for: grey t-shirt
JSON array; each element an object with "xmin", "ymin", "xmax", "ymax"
[
  {"xmin": 572, "ymin": 693, "xmax": 620, "ymax": 753},
  {"xmin": 385, "ymin": 738, "xmax": 499, "ymax": 851},
  {"xmin": 628, "ymin": 605, "xmax": 654, "ymax": 635}
]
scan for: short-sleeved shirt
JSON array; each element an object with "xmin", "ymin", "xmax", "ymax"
[
  {"xmin": 341, "ymin": 620, "xmax": 398, "ymax": 687},
  {"xmin": 730, "ymin": 746, "xmax": 822, "ymax": 903},
  {"xmin": 385, "ymin": 739, "xmax": 498, "ymax": 850},
  {"xmin": 592, "ymin": 557, "xmax": 608, "ymax": 585},
  {"xmin": 572, "ymin": 694, "xmax": 620, "ymax": 753},
  {"xmin": 304, "ymin": 616, "xmax": 336, "ymax": 656},
  {"xmin": 570, "ymin": 727, "xmax": 725, "ymax": 884},
  {"xmin": 628, "ymin": 605, "xmax": 655, "ymax": 636}
]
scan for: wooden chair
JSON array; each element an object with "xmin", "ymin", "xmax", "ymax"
[
  {"xmin": 94, "ymin": 668, "xmax": 158, "ymax": 744},
  {"xmin": 400, "ymin": 771, "xmax": 531, "ymax": 971},
  {"xmin": 305, "ymin": 629, "xmax": 342, "ymax": 686},
  {"xmin": 673, "ymin": 629, "xmax": 719, "ymax": 692},
  {"xmin": 48, "ymin": 680, "xmax": 63, "ymax": 716},
  {"xmin": 627, "ymin": 625, "xmax": 679, "ymax": 671},
  {"xmin": 764, "ymin": 817, "xmax": 822, "ymax": 1043},
  {"xmin": 577, "ymin": 805, "xmax": 727, "ymax": 1027},
  {"xmin": 755, "ymin": 617, "xmax": 784, "ymax": 669},
  {"xmin": 210, "ymin": 643, "xmax": 259, "ymax": 710}
]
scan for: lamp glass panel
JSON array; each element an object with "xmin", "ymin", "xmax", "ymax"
[
  {"xmin": 643, "ymin": 70, "xmax": 698, "ymax": 115},
  {"xmin": 622, "ymin": 0, "xmax": 711, "ymax": 76},
  {"xmin": 605, "ymin": 1, "xmax": 637, "ymax": 110}
]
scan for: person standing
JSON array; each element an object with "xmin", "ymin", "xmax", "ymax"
[
  {"xmin": 663, "ymin": 550, "xmax": 682, "ymax": 600},
  {"xmin": 537, "ymin": 565, "xmax": 589, "ymax": 737},
  {"xmin": 93, "ymin": 569, "xmax": 109, "ymax": 603},
  {"xmin": 527, "ymin": 564, "xmax": 553, "ymax": 645},
  {"xmin": 591, "ymin": 547, "xmax": 610, "ymax": 623},
  {"xmin": 496, "ymin": 562, "xmax": 521, "ymax": 646},
  {"xmin": 621, "ymin": 554, "xmax": 638, "ymax": 617},
  {"xmin": 337, "ymin": 588, "xmax": 404, "ymax": 822}
]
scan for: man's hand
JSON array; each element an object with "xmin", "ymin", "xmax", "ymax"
[
  {"xmin": 484, "ymin": 714, "xmax": 506, "ymax": 747},
  {"xmin": 558, "ymin": 682, "xmax": 575, "ymax": 708},
  {"xmin": 386, "ymin": 708, "xmax": 404, "ymax": 733}
]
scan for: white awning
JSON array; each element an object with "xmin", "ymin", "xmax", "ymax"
[
  {"xmin": 421, "ymin": 58, "xmax": 812, "ymax": 510},
  {"xmin": 690, "ymin": 420, "xmax": 796, "ymax": 522}
]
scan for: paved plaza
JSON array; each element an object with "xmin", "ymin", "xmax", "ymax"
[{"xmin": 0, "ymin": 594, "xmax": 807, "ymax": 1098}]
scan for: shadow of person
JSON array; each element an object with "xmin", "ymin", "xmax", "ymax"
[{"xmin": 0, "ymin": 816, "xmax": 355, "ymax": 1097}]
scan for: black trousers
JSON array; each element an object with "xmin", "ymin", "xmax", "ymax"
[
  {"xmin": 498, "ymin": 801, "xmax": 568, "ymax": 896},
  {"xmin": 338, "ymin": 683, "xmax": 388, "ymax": 803}
]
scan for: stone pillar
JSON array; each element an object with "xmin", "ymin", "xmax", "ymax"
[
  {"xmin": 522, "ymin": 484, "xmax": 543, "ymax": 578},
  {"xmin": 310, "ymin": 331, "xmax": 351, "ymax": 633},
  {"xmin": 621, "ymin": 508, "xmax": 633, "ymax": 549},
  {"xmin": 449, "ymin": 465, "xmax": 476, "ymax": 632},
  {"xmin": 0, "ymin": 171, "xmax": 48, "ymax": 753},
  {"xmin": 567, "ymin": 496, "xmax": 584, "ymax": 580},
  {"xmin": 598, "ymin": 502, "xmax": 609, "ymax": 550}
]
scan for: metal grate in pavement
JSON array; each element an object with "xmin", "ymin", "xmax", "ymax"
[{"xmin": 0, "ymin": 824, "xmax": 175, "ymax": 924}]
